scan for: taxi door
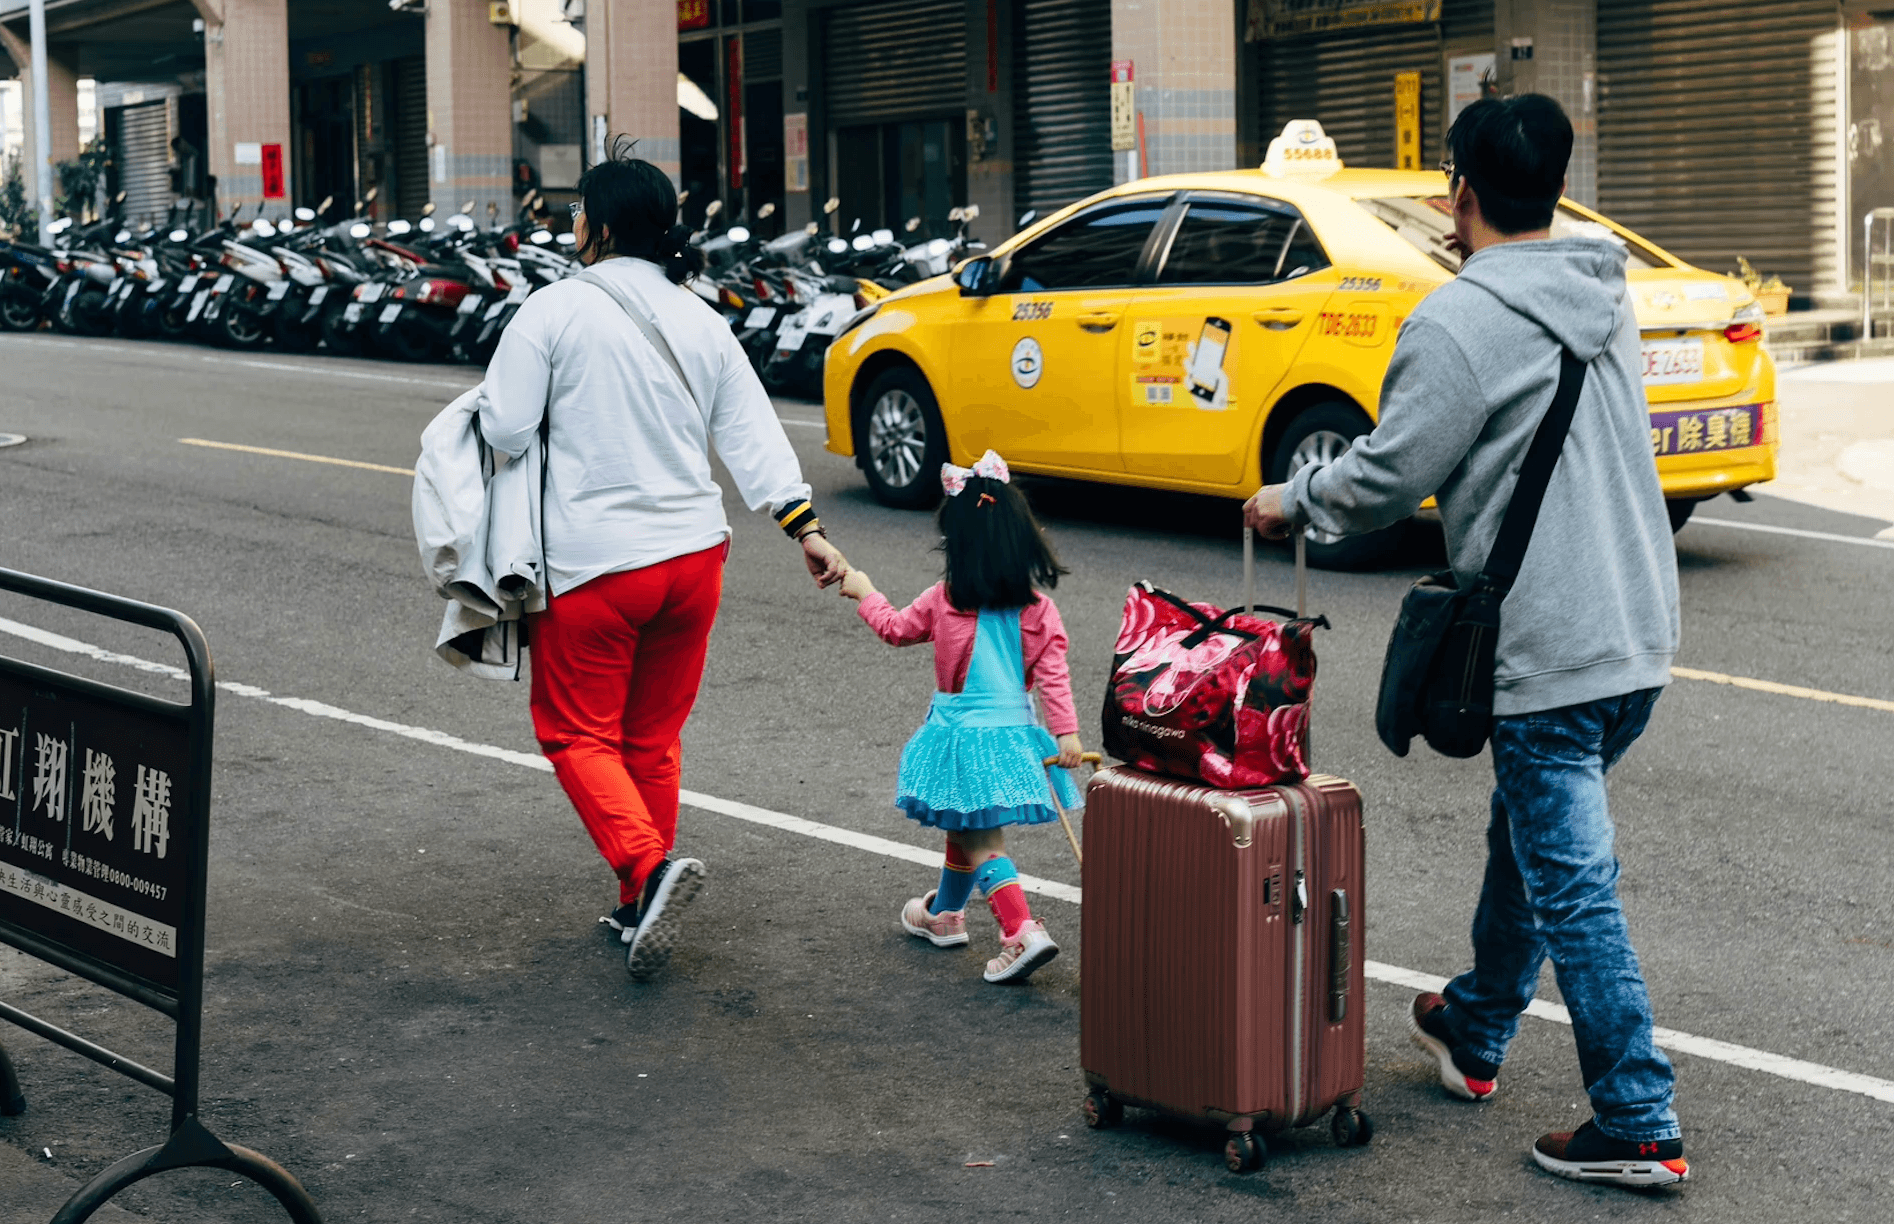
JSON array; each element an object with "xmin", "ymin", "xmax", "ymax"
[
  {"xmin": 947, "ymin": 194, "xmax": 1172, "ymax": 472},
  {"xmin": 1118, "ymin": 194, "xmax": 1335, "ymax": 486}
]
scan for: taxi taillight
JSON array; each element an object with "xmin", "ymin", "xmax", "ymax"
[{"xmin": 1723, "ymin": 322, "xmax": 1763, "ymax": 344}]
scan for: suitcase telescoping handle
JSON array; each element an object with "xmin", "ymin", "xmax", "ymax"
[
  {"xmin": 1241, "ymin": 525, "xmax": 1308, "ymax": 618},
  {"xmin": 1042, "ymin": 751, "xmax": 1102, "ymax": 867}
]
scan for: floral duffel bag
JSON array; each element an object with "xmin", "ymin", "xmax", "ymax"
[{"xmin": 1101, "ymin": 581, "xmax": 1328, "ymax": 788}]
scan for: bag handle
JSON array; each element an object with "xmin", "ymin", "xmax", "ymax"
[
  {"xmin": 577, "ymin": 268, "xmax": 704, "ymax": 415},
  {"xmin": 1480, "ymin": 349, "xmax": 1586, "ymax": 590}
]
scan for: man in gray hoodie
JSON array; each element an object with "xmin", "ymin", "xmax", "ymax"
[{"xmin": 1246, "ymin": 94, "xmax": 1687, "ymax": 1187}]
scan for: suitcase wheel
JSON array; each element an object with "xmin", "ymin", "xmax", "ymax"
[
  {"xmin": 1223, "ymin": 1131, "xmax": 1267, "ymax": 1173},
  {"xmin": 1081, "ymin": 1090, "xmax": 1124, "ymax": 1129},
  {"xmin": 1331, "ymin": 1106, "xmax": 1374, "ymax": 1148}
]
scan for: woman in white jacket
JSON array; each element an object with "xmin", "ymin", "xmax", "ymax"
[{"xmin": 480, "ymin": 148, "xmax": 847, "ymax": 980}]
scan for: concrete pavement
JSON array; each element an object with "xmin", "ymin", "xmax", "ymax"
[
  {"xmin": 0, "ymin": 332, "xmax": 1891, "ymax": 1222},
  {"xmin": 1770, "ymin": 357, "xmax": 1894, "ymax": 537}
]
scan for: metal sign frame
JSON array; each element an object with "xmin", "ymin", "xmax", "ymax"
[{"xmin": 0, "ymin": 567, "xmax": 320, "ymax": 1224}]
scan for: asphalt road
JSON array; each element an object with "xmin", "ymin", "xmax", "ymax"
[{"xmin": 1, "ymin": 332, "xmax": 1890, "ymax": 1223}]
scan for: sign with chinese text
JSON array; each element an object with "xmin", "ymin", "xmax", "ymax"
[
  {"xmin": 1110, "ymin": 61, "xmax": 1137, "ymax": 152},
  {"xmin": 784, "ymin": 112, "xmax": 809, "ymax": 193},
  {"xmin": 678, "ymin": 0, "xmax": 709, "ymax": 30},
  {"xmin": 1246, "ymin": 0, "xmax": 1441, "ymax": 39},
  {"xmin": 1448, "ymin": 52, "xmax": 1496, "ymax": 126},
  {"xmin": 260, "ymin": 143, "xmax": 286, "ymax": 199},
  {"xmin": 1393, "ymin": 71, "xmax": 1421, "ymax": 170},
  {"xmin": 0, "ymin": 666, "xmax": 194, "ymax": 992}
]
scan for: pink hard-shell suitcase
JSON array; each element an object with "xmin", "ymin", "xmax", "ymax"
[{"xmin": 1078, "ymin": 533, "xmax": 1370, "ymax": 1172}]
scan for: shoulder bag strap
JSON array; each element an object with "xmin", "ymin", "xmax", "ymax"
[
  {"xmin": 576, "ymin": 267, "xmax": 703, "ymax": 414},
  {"xmin": 1477, "ymin": 349, "xmax": 1586, "ymax": 591}
]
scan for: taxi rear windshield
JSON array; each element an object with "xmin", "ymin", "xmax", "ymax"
[{"xmin": 1356, "ymin": 197, "xmax": 1666, "ymax": 273}]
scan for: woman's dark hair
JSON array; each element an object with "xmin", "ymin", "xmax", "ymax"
[
  {"xmin": 938, "ymin": 477, "xmax": 1068, "ymax": 611},
  {"xmin": 574, "ymin": 137, "xmax": 703, "ymax": 284},
  {"xmin": 1445, "ymin": 94, "xmax": 1572, "ymax": 234}
]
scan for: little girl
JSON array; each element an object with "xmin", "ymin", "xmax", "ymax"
[{"xmin": 839, "ymin": 450, "xmax": 1083, "ymax": 985}]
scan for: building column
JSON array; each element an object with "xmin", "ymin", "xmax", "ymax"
[
  {"xmin": 1495, "ymin": 0, "xmax": 1597, "ymax": 206},
  {"xmin": 586, "ymin": 0, "xmax": 679, "ymax": 182},
  {"xmin": 962, "ymin": 0, "xmax": 1014, "ymax": 242},
  {"xmin": 0, "ymin": 27, "xmax": 80, "ymax": 203},
  {"xmin": 781, "ymin": 0, "xmax": 812, "ymax": 231},
  {"xmin": 194, "ymin": 0, "xmax": 292, "ymax": 219},
  {"xmin": 1111, "ymin": 0, "xmax": 1238, "ymax": 181},
  {"xmin": 426, "ymin": 0, "xmax": 512, "ymax": 219}
]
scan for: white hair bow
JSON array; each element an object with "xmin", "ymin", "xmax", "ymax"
[{"xmin": 941, "ymin": 450, "xmax": 1011, "ymax": 497}]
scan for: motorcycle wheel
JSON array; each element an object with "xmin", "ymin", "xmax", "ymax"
[
  {"xmin": 156, "ymin": 296, "xmax": 193, "ymax": 339},
  {"xmin": 379, "ymin": 318, "xmax": 436, "ymax": 362},
  {"xmin": 0, "ymin": 290, "xmax": 41, "ymax": 332},
  {"xmin": 273, "ymin": 308, "xmax": 321, "ymax": 353},
  {"xmin": 321, "ymin": 306, "xmax": 365, "ymax": 357},
  {"xmin": 220, "ymin": 303, "xmax": 269, "ymax": 350},
  {"xmin": 64, "ymin": 288, "xmax": 116, "ymax": 338}
]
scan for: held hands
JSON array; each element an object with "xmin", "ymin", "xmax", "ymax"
[
  {"xmin": 801, "ymin": 532, "xmax": 849, "ymax": 588},
  {"xmin": 1242, "ymin": 484, "xmax": 1295, "ymax": 540},
  {"xmin": 1054, "ymin": 733, "xmax": 1084, "ymax": 770},
  {"xmin": 839, "ymin": 568, "xmax": 876, "ymax": 602}
]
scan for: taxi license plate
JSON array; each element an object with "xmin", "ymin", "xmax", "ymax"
[
  {"xmin": 745, "ymin": 307, "xmax": 777, "ymax": 329},
  {"xmin": 1641, "ymin": 338, "xmax": 1703, "ymax": 385},
  {"xmin": 1650, "ymin": 405, "xmax": 1756, "ymax": 457},
  {"xmin": 379, "ymin": 303, "xmax": 403, "ymax": 323}
]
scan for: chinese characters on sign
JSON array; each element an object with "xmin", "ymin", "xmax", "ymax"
[
  {"xmin": 1649, "ymin": 405, "xmax": 1757, "ymax": 457},
  {"xmin": 1246, "ymin": 0, "xmax": 1441, "ymax": 39},
  {"xmin": 0, "ymin": 666, "xmax": 192, "ymax": 989}
]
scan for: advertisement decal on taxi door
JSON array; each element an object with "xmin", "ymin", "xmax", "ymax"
[{"xmin": 1129, "ymin": 315, "xmax": 1237, "ymax": 411}]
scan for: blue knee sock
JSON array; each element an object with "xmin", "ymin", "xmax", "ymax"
[{"xmin": 930, "ymin": 839, "xmax": 977, "ymax": 914}]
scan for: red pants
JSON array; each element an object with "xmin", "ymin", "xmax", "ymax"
[{"xmin": 529, "ymin": 545, "xmax": 725, "ymax": 906}]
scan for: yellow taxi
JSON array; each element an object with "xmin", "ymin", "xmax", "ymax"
[{"xmin": 822, "ymin": 120, "xmax": 1777, "ymax": 567}]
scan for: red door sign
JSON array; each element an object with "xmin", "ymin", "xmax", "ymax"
[{"xmin": 260, "ymin": 143, "xmax": 285, "ymax": 199}]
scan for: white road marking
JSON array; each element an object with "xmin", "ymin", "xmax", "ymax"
[
  {"xmin": 181, "ymin": 437, "xmax": 417, "ymax": 477},
  {"xmin": 0, "ymin": 333, "xmax": 476, "ymax": 391},
  {"xmin": 778, "ymin": 418, "xmax": 825, "ymax": 429},
  {"xmin": 1672, "ymin": 666, "xmax": 1894, "ymax": 714},
  {"xmin": 1, "ymin": 614, "xmax": 1889, "ymax": 1105},
  {"xmin": 1690, "ymin": 516, "xmax": 1894, "ymax": 551}
]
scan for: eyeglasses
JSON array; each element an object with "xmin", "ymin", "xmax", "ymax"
[
  {"xmin": 568, "ymin": 201, "xmax": 584, "ymax": 221},
  {"xmin": 1439, "ymin": 159, "xmax": 1457, "ymax": 180}
]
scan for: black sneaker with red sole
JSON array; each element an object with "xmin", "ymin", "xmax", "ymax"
[
  {"xmin": 1407, "ymin": 992, "xmax": 1500, "ymax": 1102},
  {"xmin": 1533, "ymin": 1119, "xmax": 1689, "ymax": 1187}
]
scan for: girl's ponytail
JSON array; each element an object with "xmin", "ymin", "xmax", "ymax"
[{"xmin": 938, "ymin": 476, "xmax": 1068, "ymax": 611}]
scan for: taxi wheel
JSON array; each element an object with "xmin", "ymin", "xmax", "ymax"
[
  {"xmin": 858, "ymin": 367, "xmax": 947, "ymax": 509},
  {"xmin": 1268, "ymin": 403, "xmax": 1407, "ymax": 571}
]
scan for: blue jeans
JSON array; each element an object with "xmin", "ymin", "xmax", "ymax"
[{"xmin": 1440, "ymin": 688, "xmax": 1679, "ymax": 1142}]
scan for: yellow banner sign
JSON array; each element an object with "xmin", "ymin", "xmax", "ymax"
[{"xmin": 1248, "ymin": 0, "xmax": 1442, "ymax": 39}]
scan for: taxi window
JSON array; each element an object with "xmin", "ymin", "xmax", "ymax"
[
  {"xmin": 1002, "ymin": 196, "xmax": 1170, "ymax": 292},
  {"xmin": 1155, "ymin": 196, "xmax": 1331, "ymax": 285},
  {"xmin": 1356, "ymin": 196, "xmax": 1666, "ymax": 272}
]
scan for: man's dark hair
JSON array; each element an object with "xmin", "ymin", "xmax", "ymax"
[
  {"xmin": 937, "ymin": 476, "xmax": 1068, "ymax": 611},
  {"xmin": 574, "ymin": 137, "xmax": 702, "ymax": 283},
  {"xmin": 1445, "ymin": 94, "xmax": 1572, "ymax": 234}
]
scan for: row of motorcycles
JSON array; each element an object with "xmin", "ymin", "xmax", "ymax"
[{"xmin": 0, "ymin": 189, "xmax": 994, "ymax": 397}]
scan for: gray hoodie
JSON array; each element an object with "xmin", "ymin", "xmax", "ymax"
[{"xmin": 1282, "ymin": 236, "xmax": 1680, "ymax": 716}]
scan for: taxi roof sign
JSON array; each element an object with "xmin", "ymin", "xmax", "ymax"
[{"xmin": 1263, "ymin": 120, "xmax": 1343, "ymax": 179}]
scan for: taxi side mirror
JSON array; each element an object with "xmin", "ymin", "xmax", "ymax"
[{"xmin": 957, "ymin": 254, "xmax": 1002, "ymax": 297}]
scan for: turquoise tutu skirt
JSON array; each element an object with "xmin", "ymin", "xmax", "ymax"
[{"xmin": 894, "ymin": 689, "xmax": 1083, "ymax": 831}]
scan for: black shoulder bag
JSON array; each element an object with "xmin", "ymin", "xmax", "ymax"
[{"xmin": 1375, "ymin": 349, "xmax": 1586, "ymax": 759}]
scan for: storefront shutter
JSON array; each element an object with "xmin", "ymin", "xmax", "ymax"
[
  {"xmin": 392, "ymin": 55, "xmax": 429, "ymax": 219},
  {"xmin": 1596, "ymin": 0, "xmax": 1840, "ymax": 295},
  {"xmin": 823, "ymin": 0, "xmax": 967, "ymax": 128},
  {"xmin": 116, "ymin": 100, "xmax": 174, "ymax": 228},
  {"xmin": 1257, "ymin": 21, "xmax": 1446, "ymax": 171},
  {"xmin": 1013, "ymin": 0, "xmax": 1113, "ymax": 221}
]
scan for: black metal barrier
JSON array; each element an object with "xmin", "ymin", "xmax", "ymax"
[{"xmin": 0, "ymin": 568, "xmax": 321, "ymax": 1223}]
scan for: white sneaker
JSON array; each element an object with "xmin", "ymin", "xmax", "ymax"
[
  {"xmin": 625, "ymin": 858, "xmax": 706, "ymax": 981},
  {"xmin": 901, "ymin": 890, "xmax": 970, "ymax": 947},
  {"xmin": 983, "ymin": 920, "xmax": 1059, "ymax": 983}
]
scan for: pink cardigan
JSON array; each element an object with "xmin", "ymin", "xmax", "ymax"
[{"xmin": 856, "ymin": 582, "xmax": 1078, "ymax": 736}]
